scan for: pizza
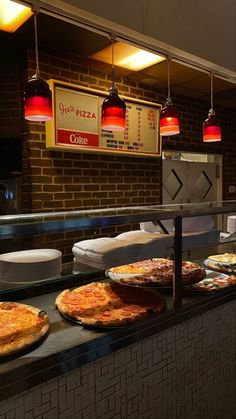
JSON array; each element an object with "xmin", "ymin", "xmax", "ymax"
[
  {"xmin": 184, "ymin": 274, "xmax": 236, "ymax": 293},
  {"xmin": 116, "ymin": 260, "xmax": 206, "ymax": 287},
  {"xmin": 108, "ymin": 258, "xmax": 173, "ymax": 275},
  {"xmin": 55, "ymin": 282, "xmax": 166, "ymax": 327},
  {"xmin": 205, "ymin": 253, "xmax": 236, "ymax": 273},
  {"xmin": 208, "ymin": 253, "xmax": 236, "ymax": 263},
  {"xmin": 0, "ymin": 302, "xmax": 49, "ymax": 357}
]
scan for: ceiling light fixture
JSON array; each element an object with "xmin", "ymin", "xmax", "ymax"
[
  {"xmin": 0, "ymin": 0, "xmax": 32, "ymax": 33},
  {"xmin": 203, "ymin": 72, "xmax": 221, "ymax": 142},
  {"xmin": 24, "ymin": 8, "xmax": 53, "ymax": 121},
  {"xmin": 101, "ymin": 37, "xmax": 126, "ymax": 131},
  {"xmin": 160, "ymin": 56, "xmax": 180, "ymax": 136},
  {"xmin": 91, "ymin": 42, "xmax": 164, "ymax": 71}
]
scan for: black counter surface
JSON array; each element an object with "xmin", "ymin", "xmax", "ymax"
[{"xmin": 0, "ymin": 274, "xmax": 235, "ymax": 401}]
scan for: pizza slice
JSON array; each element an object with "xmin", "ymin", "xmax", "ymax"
[{"xmin": 206, "ymin": 253, "xmax": 236, "ymax": 273}]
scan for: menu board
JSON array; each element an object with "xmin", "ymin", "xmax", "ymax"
[{"xmin": 46, "ymin": 79, "xmax": 161, "ymax": 157}]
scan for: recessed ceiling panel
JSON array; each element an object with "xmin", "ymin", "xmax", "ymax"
[{"xmin": 90, "ymin": 42, "xmax": 165, "ymax": 71}]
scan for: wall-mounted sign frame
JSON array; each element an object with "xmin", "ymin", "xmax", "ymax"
[{"xmin": 46, "ymin": 79, "xmax": 162, "ymax": 157}]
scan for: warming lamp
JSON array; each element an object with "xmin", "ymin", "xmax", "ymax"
[
  {"xmin": 24, "ymin": 11, "xmax": 52, "ymax": 121},
  {"xmin": 101, "ymin": 39, "xmax": 126, "ymax": 131},
  {"xmin": 203, "ymin": 73, "xmax": 221, "ymax": 142},
  {"xmin": 160, "ymin": 57, "xmax": 180, "ymax": 136}
]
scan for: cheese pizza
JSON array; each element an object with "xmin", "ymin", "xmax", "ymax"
[
  {"xmin": 56, "ymin": 282, "xmax": 166, "ymax": 327},
  {"xmin": 0, "ymin": 302, "xmax": 49, "ymax": 357}
]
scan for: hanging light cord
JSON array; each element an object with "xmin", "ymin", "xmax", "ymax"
[
  {"xmin": 34, "ymin": 11, "xmax": 39, "ymax": 76},
  {"xmin": 167, "ymin": 57, "xmax": 170, "ymax": 100},
  {"xmin": 165, "ymin": 56, "xmax": 173, "ymax": 107},
  {"xmin": 108, "ymin": 35, "xmax": 117, "ymax": 94},
  {"xmin": 210, "ymin": 72, "xmax": 214, "ymax": 110},
  {"xmin": 111, "ymin": 39, "xmax": 115, "ymax": 86},
  {"xmin": 209, "ymin": 72, "xmax": 215, "ymax": 116}
]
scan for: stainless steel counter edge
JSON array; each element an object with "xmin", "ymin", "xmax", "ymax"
[
  {"xmin": 1, "ymin": 200, "xmax": 236, "ymax": 237},
  {"xmin": 0, "ymin": 287, "xmax": 235, "ymax": 401}
]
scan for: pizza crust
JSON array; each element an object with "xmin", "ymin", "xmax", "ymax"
[{"xmin": 55, "ymin": 289, "xmax": 74, "ymax": 319}]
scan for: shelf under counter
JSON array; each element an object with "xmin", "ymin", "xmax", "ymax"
[{"xmin": 0, "ymin": 279, "xmax": 235, "ymax": 402}]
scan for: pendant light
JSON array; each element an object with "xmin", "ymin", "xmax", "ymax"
[
  {"xmin": 101, "ymin": 38, "xmax": 126, "ymax": 131},
  {"xmin": 24, "ymin": 10, "xmax": 52, "ymax": 121},
  {"xmin": 203, "ymin": 73, "xmax": 221, "ymax": 142},
  {"xmin": 160, "ymin": 57, "xmax": 180, "ymax": 136}
]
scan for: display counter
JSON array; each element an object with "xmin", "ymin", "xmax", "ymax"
[{"xmin": 0, "ymin": 201, "xmax": 236, "ymax": 418}]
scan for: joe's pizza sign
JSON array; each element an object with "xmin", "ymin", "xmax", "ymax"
[{"xmin": 46, "ymin": 79, "xmax": 161, "ymax": 157}]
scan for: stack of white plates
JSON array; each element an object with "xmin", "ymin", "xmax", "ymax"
[
  {"xmin": 0, "ymin": 249, "xmax": 62, "ymax": 284},
  {"xmin": 227, "ymin": 216, "xmax": 236, "ymax": 233}
]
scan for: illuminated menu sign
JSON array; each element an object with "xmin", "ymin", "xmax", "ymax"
[{"xmin": 46, "ymin": 80, "xmax": 161, "ymax": 157}]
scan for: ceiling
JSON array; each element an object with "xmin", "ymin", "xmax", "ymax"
[{"xmin": 2, "ymin": 12, "xmax": 236, "ymax": 110}]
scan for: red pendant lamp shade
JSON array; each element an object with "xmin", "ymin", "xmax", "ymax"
[
  {"xmin": 101, "ymin": 39, "xmax": 126, "ymax": 131},
  {"xmin": 160, "ymin": 57, "xmax": 180, "ymax": 136},
  {"xmin": 24, "ymin": 11, "xmax": 52, "ymax": 122},
  {"xmin": 203, "ymin": 73, "xmax": 221, "ymax": 142},
  {"xmin": 24, "ymin": 75, "xmax": 52, "ymax": 121},
  {"xmin": 203, "ymin": 110, "xmax": 221, "ymax": 142},
  {"xmin": 160, "ymin": 98, "xmax": 180, "ymax": 136},
  {"xmin": 101, "ymin": 85, "xmax": 126, "ymax": 131}
]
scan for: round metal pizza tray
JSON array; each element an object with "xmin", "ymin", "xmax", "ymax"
[
  {"xmin": 59, "ymin": 311, "xmax": 122, "ymax": 330},
  {"xmin": 109, "ymin": 276, "xmax": 173, "ymax": 290}
]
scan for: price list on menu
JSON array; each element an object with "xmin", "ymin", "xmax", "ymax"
[{"xmin": 99, "ymin": 99, "xmax": 160, "ymax": 156}]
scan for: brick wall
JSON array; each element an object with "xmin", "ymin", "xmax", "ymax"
[
  {"xmin": 22, "ymin": 48, "xmax": 236, "ymax": 212},
  {"xmin": 22, "ymin": 49, "xmax": 163, "ymax": 214},
  {"xmin": 2, "ymin": 46, "xmax": 236, "ymax": 260}
]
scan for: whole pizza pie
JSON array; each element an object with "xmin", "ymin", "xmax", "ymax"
[
  {"xmin": 109, "ymin": 258, "xmax": 206, "ymax": 287},
  {"xmin": 55, "ymin": 282, "xmax": 166, "ymax": 327},
  {"xmin": 205, "ymin": 253, "xmax": 236, "ymax": 273},
  {"xmin": 0, "ymin": 302, "xmax": 49, "ymax": 357}
]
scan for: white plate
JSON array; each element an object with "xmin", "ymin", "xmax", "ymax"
[
  {"xmin": 0, "ymin": 249, "xmax": 62, "ymax": 283},
  {"xmin": 203, "ymin": 269, "xmax": 229, "ymax": 280},
  {"xmin": 105, "ymin": 270, "xmax": 144, "ymax": 281}
]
